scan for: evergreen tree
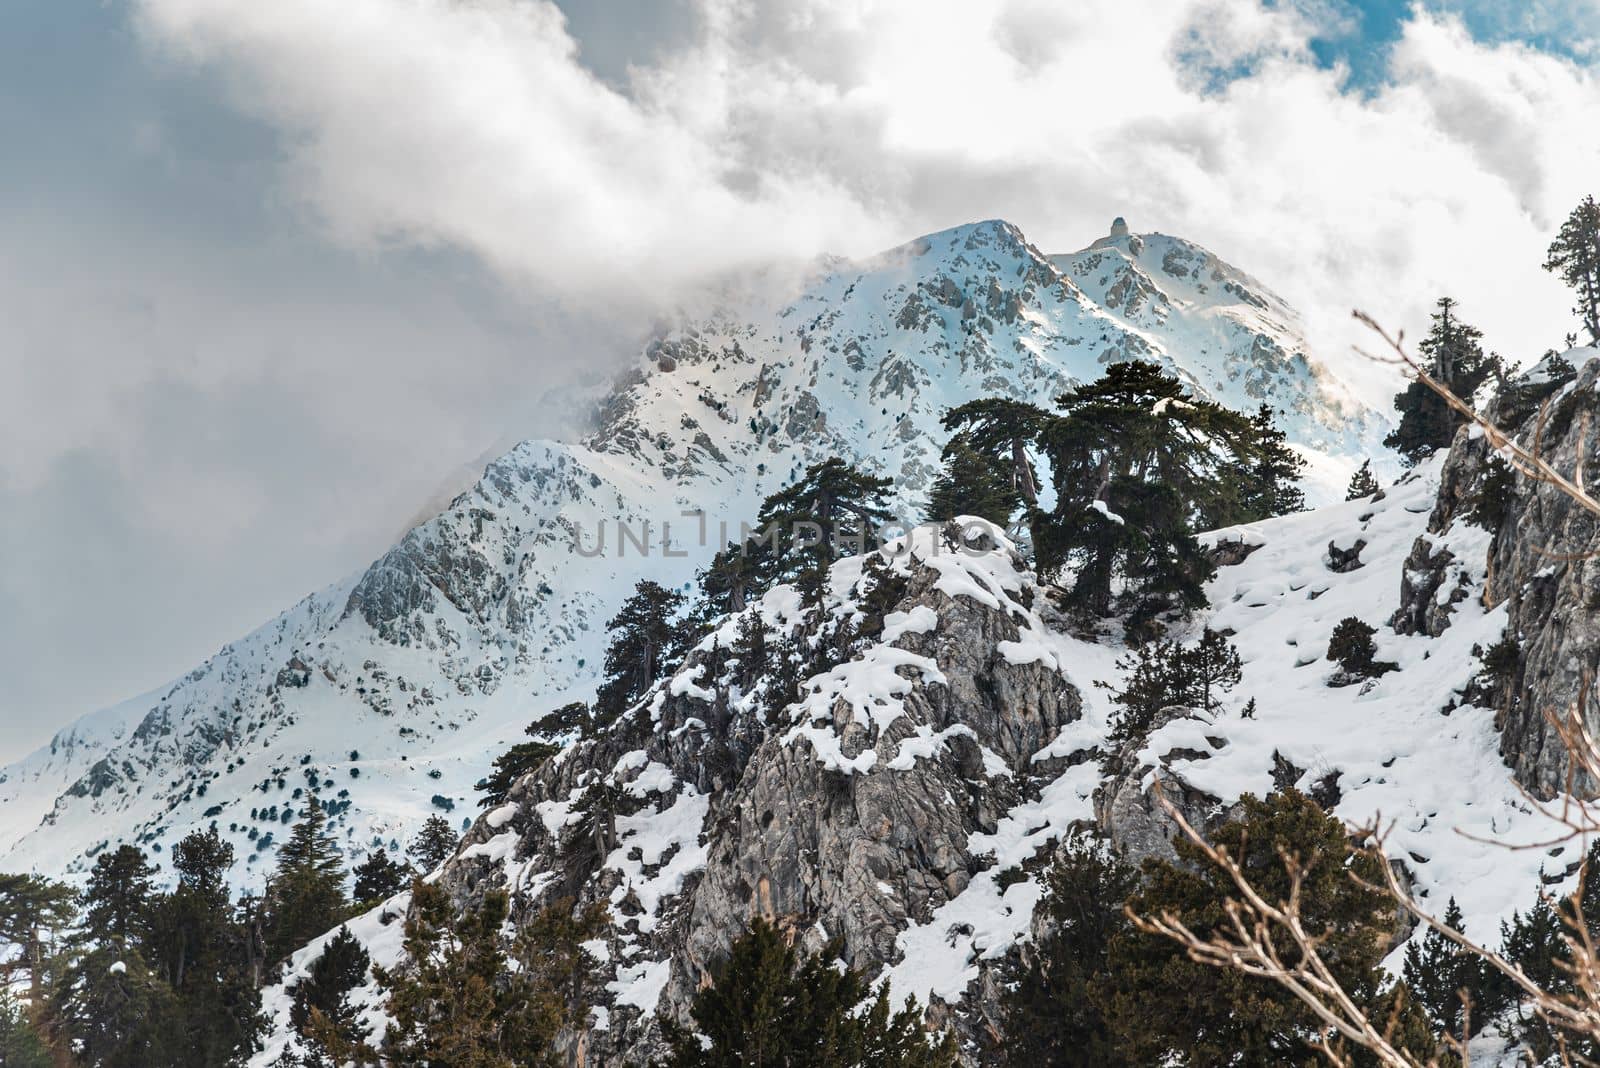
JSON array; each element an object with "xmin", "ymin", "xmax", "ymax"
[
  {"xmin": 372, "ymin": 882, "xmax": 604, "ymax": 1068},
  {"xmin": 478, "ymin": 733, "xmax": 560, "ymax": 809},
  {"xmin": 1041, "ymin": 361, "xmax": 1259, "ymax": 627},
  {"xmin": 1500, "ymin": 896, "xmax": 1570, "ymax": 1059},
  {"xmin": 265, "ymin": 802, "xmax": 349, "ymax": 965},
  {"xmin": 1384, "ymin": 298, "xmax": 1497, "ymax": 464},
  {"xmin": 407, "ymin": 815, "xmax": 459, "ymax": 874},
  {"xmin": 0, "ymin": 872, "xmax": 77, "ymax": 1001},
  {"xmin": 1240, "ymin": 404, "xmax": 1306, "ymax": 518},
  {"xmin": 940, "ymin": 397, "xmax": 1049, "ymax": 512},
  {"xmin": 148, "ymin": 828, "xmax": 262, "ymax": 1066},
  {"xmin": 594, "ymin": 580, "xmax": 686, "ymax": 726},
  {"xmin": 1345, "ymin": 460, "xmax": 1380, "ymax": 501},
  {"xmin": 82, "ymin": 845, "xmax": 157, "ymax": 949},
  {"xmin": 351, "ymin": 851, "xmax": 410, "ymax": 907},
  {"xmin": 1544, "ymin": 194, "xmax": 1600, "ymax": 345},
  {"xmin": 288, "ymin": 926, "xmax": 370, "ymax": 1062},
  {"xmin": 1402, "ymin": 897, "xmax": 1507, "ymax": 1041},
  {"xmin": 50, "ymin": 946, "xmax": 183, "ymax": 1068},
  {"xmin": 1328, "ymin": 617, "xmax": 1387, "ymax": 678},
  {"xmin": 1187, "ymin": 628, "xmax": 1244, "ymax": 715},
  {"xmin": 1102, "ymin": 629, "xmax": 1244, "ymax": 762},
  {"xmin": 1002, "ymin": 834, "xmax": 1139, "ymax": 1065},
  {"xmin": 0, "ymin": 988, "xmax": 52, "ymax": 1068},
  {"xmin": 753, "ymin": 459, "xmax": 896, "ymax": 600},
  {"xmin": 925, "ymin": 432, "xmax": 1022, "ymax": 526},
  {"xmin": 662, "ymin": 917, "xmax": 957, "ymax": 1067},
  {"xmin": 1101, "ymin": 790, "xmax": 1438, "ymax": 1066}
]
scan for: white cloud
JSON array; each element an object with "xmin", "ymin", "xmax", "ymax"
[{"xmin": 130, "ymin": 0, "xmax": 1600, "ymax": 408}]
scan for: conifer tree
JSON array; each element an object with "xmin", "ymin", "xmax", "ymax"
[
  {"xmin": 1102, "ymin": 629, "xmax": 1243, "ymax": 761},
  {"xmin": 265, "ymin": 802, "xmax": 349, "ymax": 965},
  {"xmin": 0, "ymin": 989, "xmax": 52, "ymax": 1068},
  {"xmin": 925, "ymin": 432, "xmax": 1021, "ymax": 526},
  {"xmin": 1239, "ymin": 404, "xmax": 1306, "ymax": 518},
  {"xmin": 82, "ymin": 845, "xmax": 157, "ymax": 948},
  {"xmin": 1501, "ymin": 896, "xmax": 1570, "ymax": 1059},
  {"xmin": 939, "ymin": 397, "xmax": 1049, "ymax": 511},
  {"xmin": 663, "ymin": 917, "xmax": 957, "ymax": 1067},
  {"xmin": 1103, "ymin": 790, "xmax": 1438, "ymax": 1066},
  {"xmin": 1186, "ymin": 628, "xmax": 1244, "ymax": 714},
  {"xmin": 1402, "ymin": 896, "xmax": 1507, "ymax": 1040},
  {"xmin": 594, "ymin": 580, "xmax": 685, "ymax": 726},
  {"xmin": 50, "ymin": 946, "xmax": 183, "ymax": 1068},
  {"xmin": 407, "ymin": 815, "xmax": 460, "ymax": 874},
  {"xmin": 1345, "ymin": 459, "xmax": 1380, "ymax": 500},
  {"xmin": 1002, "ymin": 834, "xmax": 1139, "ymax": 1065},
  {"xmin": 351, "ymin": 851, "xmax": 410, "ymax": 907},
  {"xmin": 1384, "ymin": 298, "xmax": 1497, "ymax": 464},
  {"xmin": 148, "ymin": 828, "xmax": 262, "ymax": 1066},
  {"xmin": 372, "ymin": 882, "xmax": 603, "ymax": 1068},
  {"xmin": 753, "ymin": 458, "xmax": 895, "ymax": 600},
  {"xmin": 477, "ymin": 732, "xmax": 560, "ymax": 809},
  {"xmin": 288, "ymin": 926, "xmax": 370, "ymax": 1062},
  {"xmin": 0, "ymin": 873, "xmax": 77, "ymax": 1001},
  {"xmin": 1328, "ymin": 617, "xmax": 1383, "ymax": 677},
  {"xmin": 1544, "ymin": 194, "xmax": 1600, "ymax": 345}
]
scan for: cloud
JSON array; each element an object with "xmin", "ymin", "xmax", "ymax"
[{"xmin": 129, "ymin": 0, "xmax": 1600, "ymax": 408}]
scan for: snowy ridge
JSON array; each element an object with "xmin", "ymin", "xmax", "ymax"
[{"xmin": 0, "ymin": 218, "xmax": 1384, "ymax": 889}]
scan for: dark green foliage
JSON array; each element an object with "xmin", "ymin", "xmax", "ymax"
[
  {"xmin": 1384, "ymin": 298, "xmax": 1499, "ymax": 464},
  {"xmin": 749, "ymin": 458, "xmax": 896, "ymax": 603},
  {"xmin": 1001, "ymin": 834, "xmax": 1139, "ymax": 1065},
  {"xmin": 407, "ymin": 815, "xmax": 460, "ymax": 873},
  {"xmin": 1463, "ymin": 457, "xmax": 1515, "ymax": 532},
  {"xmin": 939, "ymin": 397, "xmax": 1048, "ymax": 511},
  {"xmin": 1327, "ymin": 617, "xmax": 1389, "ymax": 678},
  {"xmin": 265, "ymin": 803, "xmax": 349, "ymax": 965},
  {"xmin": 1544, "ymin": 194, "xmax": 1600, "ymax": 345},
  {"xmin": 594, "ymin": 580, "xmax": 686, "ymax": 726},
  {"xmin": 50, "ymin": 947, "xmax": 183, "ymax": 1068},
  {"xmin": 1402, "ymin": 897, "xmax": 1508, "ymax": 1041},
  {"xmin": 83, "ymin": 846, "xmax": 157, "ymax": 949},
  {"xmin": 1471, "ymin": 635, "xmax": 1519, "ymax": 707},
  {"xmin": 1345, "ymin": 460, "xmax": 1380, "ymax": 501},
  {"xmin": 1102, "ymin": 629, "xmax": 1243, "ymax": 759},
  {"xmin": 288, "ymin": 926, "xmax": 370, "ymax": 1060},
  {"xmin": 662, "ymin": 918, "xmax": 957, "ymax": 1067},
  {"xmin": 147, "ymin": 828, "xmax": 263, "ymax": 1066},
  {"xmin": 351, "ymin": 850, "xmax": 410, "ymax": 907},
  {"xmin": 1499, "ymin": 896, "xmax": 1570, "ymax": 1059},
  {"xmin": 1101, "ymin": 790, "xmax": 1436, "ymax": 1066},
  {"xmin": 1240, "ymin": 404, "xmax": 1306, "ymax": 517},
  {"xmin": 370, "ymin": 881, "xmax": 604, "ymax": 1068},
  {"xmin": 478, "ymin": 737, "xmax": 559, "ymax": 808},
  {"xmin": 0, "ymin": 989, "xmax": 52, "ymax": 1068},
  {"xmin": 925, "ymin": 432, "xmax": 1021, "ymax": 526},
  {"xmin": 0, "ymin": 872, "xmax": 78, "ymax": 998}
]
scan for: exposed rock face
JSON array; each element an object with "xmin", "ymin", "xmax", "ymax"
[
  {"xmin": 434, "ymin": 525, "xmax": 1086, "ymax": 1064},
  {"xmin": 1095, "ymin": 706, "xmax": 1235, "ymax": 867},
  {"xmin": 1403, "ymin": 354, "xmax": 1600, "ymax": 796}
]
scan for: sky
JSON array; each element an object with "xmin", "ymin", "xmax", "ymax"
[{"xmin": 1, "ymin": 0, "xmax": 1598, "ymax": 763}]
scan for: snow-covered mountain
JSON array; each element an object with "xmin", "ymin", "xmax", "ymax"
[{"xmin": 0, "ymin": 218, "xmax": 1384, "ymax": 886}]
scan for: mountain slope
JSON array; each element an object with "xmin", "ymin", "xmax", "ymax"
[{"xmin": 0, "ymin": 218, "xmax": 1384, "ymax": 887}]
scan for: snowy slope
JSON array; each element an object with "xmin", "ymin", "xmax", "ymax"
[{"xmin": 0, "ymin": 219, "xmax": 1385, "ymax": 887}]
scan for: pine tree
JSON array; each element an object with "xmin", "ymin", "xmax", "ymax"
[
  {"xmin": 1402, "ymin": 897, "xmax": 1507, "ymax": 1041},
  {"xmin": 1345, "ymin": 460, "xmax": 1380, "ymax": 501},
  {"xmin": 1240, "ymin": 404, "xmax": 1306, "ymax": 519},
  {"xmin": 594, "ymin": 580, "xmax": 686, "ymax": 726},
  {"xmin": 351, "ymin": 851, "xmax": 410, "ymax": 907},
  {"xmin": 0, "ymin": 989, "xmax": 52, "ymax": 1068},
  {"xmin": 1328, "ymin": 617, "xmax": 1380, "ymax": 676},
  {"xmin": 477, "ymin": 733, "xmax": 560, "ymax": 809},
  {"xmin": 407, "ymin": 815, "xmax": 459, "ymax": 873},
  {"xmin": 83, "ymin": 845, "xmax": 157, "ymax": 948},
  {"xmin": 940, "ymin": 398, "xmax": 1049, "ymax": 512},
  {"xmin": 148, "ymin": 828, "xmax": 263, "ymax": 1066},
  {"xmin": 265, "ymin": 802, "xmax": 349, "ymax": 965},
  {"xmin": 1544, "ymin": 194, "xmax": 1600, "ymax": 346},
  {"xmin": 49, "ymin": 946, "xmax": 183, "ymax": 1068},
  {"xmin": 0, "ymin": 872, "xmax": 77, "ymax": 1001},
  {"xmin": 1186, "ymin": 628, "xmax": 1244, "ymax": 714},
  {"xmin": 663, "ymin": 917, "xmax": 957, "ymax": 1067},
  {"xmin": 1101, "ymin": 629, "xmax": 1243, "ymax": 763},
  {"xmin": 288, "ymin": 926, "xmax": 370, "ymax": 1061},
  {"xmin": 1501, "ymin": 896, "xmax": 1570, "ymax": 1059},
  {"xmin": 1002, "ymin": 834, "xmax": 1139, "ymax": 1065},
  {"xmin": 753, "ymin": 458, "xmax": 895, "ymax": 600},
  {"xmin": 925, "ymin": 432, "xmax": 1021, "ymax": 526},
  {"xmin": 1384, "ymin": 298, "xmax": 1496, "ymax": 464},
  {"xmin": 1102, "ymin": 790, "xmax": 1438, "ymax": 1066},
  {"xmin": 372, "ymin": 882, "xmax": 603, "ymax": 1068}
]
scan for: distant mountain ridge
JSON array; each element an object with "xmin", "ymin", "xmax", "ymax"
[{"xmin": 0, "ymin": 218, "xmax": 1385, "ymax": 885}]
